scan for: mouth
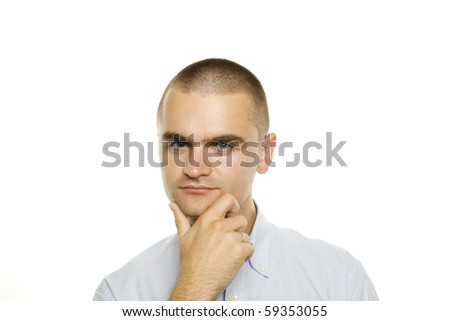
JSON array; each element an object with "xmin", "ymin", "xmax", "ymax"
[{"xmin": 179, "ymin": 185, "xmax": 217, "ymax": 195}]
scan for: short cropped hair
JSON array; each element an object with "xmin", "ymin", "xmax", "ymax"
[{"xmin": 157, "ymin": 58, "xmax": 269, "ymax": 137}]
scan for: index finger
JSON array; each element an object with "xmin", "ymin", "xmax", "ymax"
[{"xmin": 203, "ymin": 193, "xmax": 240, "ymax": 220}]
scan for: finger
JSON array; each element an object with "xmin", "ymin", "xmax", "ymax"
[
  {"xmin": 204, "ymin": 193, "xmax": 240, "ymax": 220},
  {"xmin": 219, "ymin": 215, "xmax": 248, "ymax": 232},
  {"xmin": 241, "ymin": 243, "xmax": 255, "ymax": 260},
  {"xmin": 169, "ymin": 203, "xmax": 190, "ymax": 239},
  {"xmin": 229, "ymin": 231, "xmax": 251, "ymax": 243}
]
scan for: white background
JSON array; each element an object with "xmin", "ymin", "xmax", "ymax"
[{"xmin": 1, "ymin": 0, "xmax": 449, "ymax": 314}]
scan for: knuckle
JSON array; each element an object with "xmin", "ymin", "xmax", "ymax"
[
  {"xmin": 211, "ymin": 220, "xmax": 224, "ymax": 232},
  {"xmin": 239, "ymin": 215, "xmax": 248, "ymax": 227},
  {"xmin": 225, "ymin": 232, "xmax": 235, "ymax": 243},
  {"xmin": 231, "ymin": 243, "xmax": 242, "ymax": 256}
]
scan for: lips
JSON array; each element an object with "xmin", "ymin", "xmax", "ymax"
[{"xmin": 179, "ymin": 185, "xmax": 217, "ymax": 195}]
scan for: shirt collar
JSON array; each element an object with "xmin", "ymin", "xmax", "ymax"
[{"xmin": 248, "ymin": 201, "xmax": 270, "ymax": 278}]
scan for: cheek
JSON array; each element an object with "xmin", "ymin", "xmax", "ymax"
[
  {"xmin": 240, "ymin": 145, "xmax": 262, "ymax": 168},
  {"xmin": 161, "ymin": 164, "xmax": 180, "ymax": 187},
  {"xmin": 219, "ymin": 160, "xmax": 256, "ymax": 193}
]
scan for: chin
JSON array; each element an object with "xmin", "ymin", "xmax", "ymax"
[
  {"xmin": 172, "ymin": 191, "xmax": 218, "ymax": 216},
  {"xmin": 176, "ymin": 199, "xmax": 212, "ymax": 218}
]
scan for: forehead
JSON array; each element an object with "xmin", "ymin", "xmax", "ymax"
[{"xmin": 158, "ymin": 88, "xmax": 259, "ymax": 141}]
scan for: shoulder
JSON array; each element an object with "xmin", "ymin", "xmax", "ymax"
[
  {"xmin": 273, "ymin": 225, "xmax": 363, "ymax": 274},
  {"xmin": 267, "ymin": 224, "xmax": 378, "ymax": 300},
  {"xmin": 128, "ymin": 234, "xmax": 178, "ymax": 262},
  {"xmin": 276, "ymin": 226, "xmax": 353, "ymax": 261},
  {"xmin": 93, "ymin": 234, "xmax": 179, "ymax": 301}
]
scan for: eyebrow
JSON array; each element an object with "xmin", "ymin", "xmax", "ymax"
[{"xmin": 161, "ymin": 131, "xmax": 247, "ymax": 144}]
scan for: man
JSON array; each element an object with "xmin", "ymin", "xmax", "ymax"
[{"xmin": 94, "ymin": 58, "xmax": 378, "ymax": 300}]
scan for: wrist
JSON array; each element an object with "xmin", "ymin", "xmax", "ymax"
[{"xmin": 169, "ymin": 273, "xmax": 222, "ymax": 301}]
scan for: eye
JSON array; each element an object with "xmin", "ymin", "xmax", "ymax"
[
  {"xmin": 208, "ymin": 141, "xmax": 236, "ymax": 154},
  {"xmin": 169, "ymin": 141, "xmax": 188, "ymax": 150},
  {"xmin": 217, "ymin": 142, "xmax": 231, "ymax": 150}
]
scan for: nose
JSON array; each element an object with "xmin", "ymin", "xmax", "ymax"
[{"xmin": 183, "ymin": 146, "xmax": 212, "ymax": 178}]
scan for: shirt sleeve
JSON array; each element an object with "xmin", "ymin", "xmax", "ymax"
[
  {"xmin": 93, "ymin": 279, "xmax": 117, "ymax": 301},
  {"xmin": 347, "ymin": 259, "xmax": 379, "ymax": 300}
]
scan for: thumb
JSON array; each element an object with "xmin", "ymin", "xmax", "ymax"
[{"xmin": 169, "ymin": 203, "xmax": 190, "ymax": 239}]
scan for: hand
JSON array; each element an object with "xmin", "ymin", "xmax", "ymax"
[{"xmin": 169, "ymin": 193, "xmax": 254, "ymax": 301}]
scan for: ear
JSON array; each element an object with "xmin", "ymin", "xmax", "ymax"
[{"xmin": 257, "ymin": 133, "xmax": 277, "ymax": 174}]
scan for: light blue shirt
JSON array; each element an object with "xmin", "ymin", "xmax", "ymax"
[{"xmin": 93, "ymin": 207, "xmax": 378, "ymax": 300}]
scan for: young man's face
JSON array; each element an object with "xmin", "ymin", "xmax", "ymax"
[{"xmin": 158, "ymin": 87, "xmax": 267, "ymax": 219}]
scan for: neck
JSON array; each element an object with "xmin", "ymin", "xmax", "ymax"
[{"xmin": 239, "ymin": 196, "xmax": 257, "ymax": 235}]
